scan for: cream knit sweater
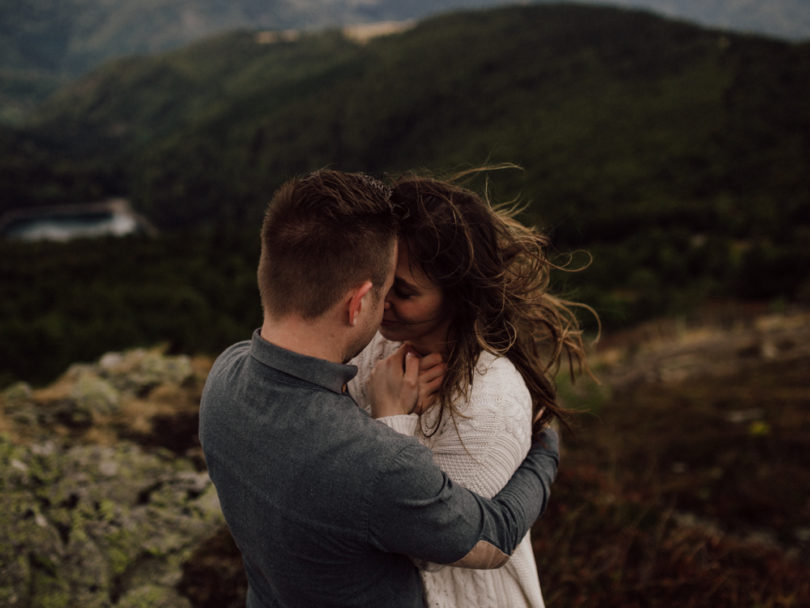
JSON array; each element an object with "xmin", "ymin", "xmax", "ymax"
[{"xmin": 348, "ymin": 333, "xmax": 545, "ymax": 608}]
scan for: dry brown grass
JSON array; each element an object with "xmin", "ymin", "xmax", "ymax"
[{"xmin": 533, "ymin": 308, "xmax": 810, "ymax": 606}]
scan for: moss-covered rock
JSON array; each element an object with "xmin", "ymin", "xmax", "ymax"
[
  {"xmin": 0, "ymin": 434, "xmax": 223, "ymax": 606},
  {"xmin": 0, "ymin": 346, "xmax": 222, "ymax": 607},
  {"xmin": 69, "ymin": 372, "xmax": 121, "ymax": 421}
]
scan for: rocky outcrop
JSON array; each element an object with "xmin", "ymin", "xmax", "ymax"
[
  {"xmin": 0, "ymin": 438, "xmax": 222, "ymax": 607},
  {"xmin": 0, "ymin": 347, "xmax": 233, "ymax": 607}
]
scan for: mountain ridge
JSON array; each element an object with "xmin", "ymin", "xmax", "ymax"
[
  {"xmin": 17, "ymin": 4, "xmax": 809, "ymax": 232},
  {"xmin": 2, "ymin": 0, "xmax": 809, "ymax": 122}
]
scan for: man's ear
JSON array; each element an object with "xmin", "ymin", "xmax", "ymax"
[{"xmin": 347, "ymin": 281, "xmax": 374, "ymax": 327}]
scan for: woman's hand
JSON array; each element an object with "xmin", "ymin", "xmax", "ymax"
[
  {"xmin": 414, "ymin": 352, "xmax": 445, "ymax": 415},
  {"xmin": 368, "ymin": 346, "xmax": 446, "ymax": 418},
  {"xmin": 368, "ymin": 344, "xmax": 420, "ymax": 418}
]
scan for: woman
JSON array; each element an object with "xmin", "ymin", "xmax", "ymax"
[{"xmin": 348, "ymin": 170, "xmax": 593, "ymax": 608}]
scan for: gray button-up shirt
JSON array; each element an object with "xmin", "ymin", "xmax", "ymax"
[{"xmin": 200, "ymin": 330, "xmax": 558, "ymax": 607}]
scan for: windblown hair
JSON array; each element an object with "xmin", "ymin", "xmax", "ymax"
[
  {"xmin": 390, "ymin": 170, "xmax": 595, "ymax": 436},
  {"xmin": 258, "ymin": 169, "xmax": 397, "ymax": 319}
]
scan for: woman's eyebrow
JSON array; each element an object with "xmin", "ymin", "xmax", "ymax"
[{"xmin": 394, "ymin": 276, "xmax": 419, "ymax": 291}]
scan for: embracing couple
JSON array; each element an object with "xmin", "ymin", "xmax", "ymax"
[{"xmin": 199, "ymin": 168, "xmax": 591, "ymax": 608}]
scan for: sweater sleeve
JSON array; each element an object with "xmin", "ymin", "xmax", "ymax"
[{"xmin": 378, "ymin": 414, "xmax": 420, "ymax": 436}]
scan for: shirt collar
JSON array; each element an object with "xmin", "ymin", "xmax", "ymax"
[{"xmin": 249, "ymin": 329, "xmax": 357, "ymax": 394}]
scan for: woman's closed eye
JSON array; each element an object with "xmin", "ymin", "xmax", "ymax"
[
  {"xmin": 392, "ymin": 279, "xmax": 418, "ymax": 299},
  {"xmin": 394, "ymin": 286, "xmax": 414, "ymax": 299}
]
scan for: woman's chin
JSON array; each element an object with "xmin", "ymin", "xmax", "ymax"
[{"xmin": 379, "ymin": 324, "xmax": 408, "ymax": 342}]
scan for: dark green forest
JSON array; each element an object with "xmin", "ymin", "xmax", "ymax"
[{"xmin": 2, "ymin": 3, "xmax": 810, "ymax": 387}]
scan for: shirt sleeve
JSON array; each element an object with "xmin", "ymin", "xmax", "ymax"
[{"xmin": 366, "ymin": 428, "xmax": 559, "ymax": 565}]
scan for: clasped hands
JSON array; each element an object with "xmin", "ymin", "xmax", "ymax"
[{"xmin": 368, "ymin": 344, "xmax": 446, "ymax": 418}]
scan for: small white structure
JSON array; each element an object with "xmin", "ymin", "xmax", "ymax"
[{"xmin": 0, "ymin": 199, "xmax": 156, "ymax": 242}]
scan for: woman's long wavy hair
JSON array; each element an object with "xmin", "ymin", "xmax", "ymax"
[{"xmin": 390, "ymin": 168, "xmax": 596, "ymax": 437}]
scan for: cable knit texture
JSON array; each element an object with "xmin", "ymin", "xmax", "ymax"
[{"xmin": 349, "ymin": 333, "xmax": 545, "ymax": 608}]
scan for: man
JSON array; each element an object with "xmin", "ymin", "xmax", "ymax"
[{"xmin": 199, "ymin": 169, "xmax": 559, "ymax": 608}]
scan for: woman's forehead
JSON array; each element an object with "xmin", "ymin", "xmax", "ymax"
[{"xmin": 396, "ymin": 239, "xmax": 437, "ymax": 290}]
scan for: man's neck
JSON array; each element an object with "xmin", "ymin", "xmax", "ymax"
[{"xmin": 260, "ymin": 316, "xmax": 345, "ymax": 364}]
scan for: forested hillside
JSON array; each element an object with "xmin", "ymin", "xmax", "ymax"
[
  {"xmin": 3, "ymin": 0, "xmax": 809, "ymax": 123},
  {"xmin": 2, "ymin": 3, "xmax": 809, "ymax": 386}
]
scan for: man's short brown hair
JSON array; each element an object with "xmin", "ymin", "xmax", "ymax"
[{"xmin": 258, "ymin": 169, "xmax": 397, "ymax": 319}]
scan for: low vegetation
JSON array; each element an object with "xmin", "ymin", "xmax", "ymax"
[{"xmin": 534, "ymin": 307, "xmax": 810, "ymax": 606}]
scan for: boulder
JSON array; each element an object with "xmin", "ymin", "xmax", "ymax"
[
  {"xmin": 0, "ymin": 436, "xmax": 223, "ymax": 607},
  {"xmin": 0, "ymin": 346, "xmax": 223, "ymax": 607}
]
